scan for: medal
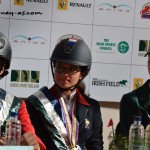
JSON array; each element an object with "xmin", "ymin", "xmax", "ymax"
[{"xmin": 71, "ymin": 145, "xmax": 81, "ymax": 150}]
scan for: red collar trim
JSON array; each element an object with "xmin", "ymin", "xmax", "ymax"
[{"xmin": 76, "ymin": 89, "xmax": 89, "ymax": 106}]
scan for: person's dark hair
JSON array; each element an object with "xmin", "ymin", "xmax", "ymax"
[
  {"xmin": 77, "ymin": 81, "xmax": 85, "ymax": 94},
  {"xmin": 77, "ymin": 81, "xmax": 90, "ymax": 96}
]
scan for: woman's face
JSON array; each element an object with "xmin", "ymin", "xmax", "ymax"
[{"xmin": 54, "ymin": 62, "xmax": 82, "ymax": 90}]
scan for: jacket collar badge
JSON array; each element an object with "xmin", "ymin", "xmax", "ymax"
[{"xmin": 85, "ymin": 118, "xmax": 90, "ymax": 129}]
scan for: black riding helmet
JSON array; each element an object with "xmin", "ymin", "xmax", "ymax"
[
  {"xmin": 50, "ymin": 38, "xmax": 92, "ymax": 90},
  {"xmin": 51, "ymin": 38, "xmax": 91, "ymax": 74},
  {"xmin": 0, "ymin": 33, "xmax": 12, "ymax": 78}
]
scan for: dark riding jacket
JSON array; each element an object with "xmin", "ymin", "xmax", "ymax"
[
  {"xmin": 117, "ymin": 79, "xmax": 150, "ymax": 137},
  {"xmin": 25, "ymin": 85, "xmax": 103, "ymax": 150}
]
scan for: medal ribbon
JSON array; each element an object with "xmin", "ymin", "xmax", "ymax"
[{"xmin": 58, "ymin": 91, "xmax": 79, "ymax": 148}]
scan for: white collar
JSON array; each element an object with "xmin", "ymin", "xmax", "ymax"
[{"xmin": 62, "ymin": 90, "xmax": 76, "ymax": 101}]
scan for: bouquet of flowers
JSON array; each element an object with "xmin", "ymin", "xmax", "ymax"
[{"xmin": 107, "ymin": 118, "xmax": 128, "ymax": 150}]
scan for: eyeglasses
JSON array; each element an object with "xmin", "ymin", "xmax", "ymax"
[{"xmin": 54, "ymin": 65, "xmax": 81, "ymax": 75}]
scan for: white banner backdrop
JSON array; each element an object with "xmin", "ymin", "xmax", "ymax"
[{"xmin": 0, "ymin": 0, "xmax": 149, "ymax": 102}]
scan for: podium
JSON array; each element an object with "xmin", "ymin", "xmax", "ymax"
[{"xmin": 0, "ymin": 146, "xmax": 33, "ymax": 150}]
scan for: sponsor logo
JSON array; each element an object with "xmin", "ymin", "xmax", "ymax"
[
  {"xmin": 70, "ymin": 2, "xmax": 92, "ymax": 8},
  {"xmin": 133, "ymin": 78, "xmax": 143, "ymax": 90},
  {"xmin": 11, "ymin": 35, "xmax": 47, "ymax": 45},
  {"xmin": 140, "ymin": 2, "xmax": 150, "ymax": 19},
  {"xmin": 26, "ymin": 0, "xmax": 48, "ymax": 3},
  {"xmin": 14, "ymin": 0, "xmax": 48, "ymax": 6},
  {"xmin": 117, "ymin": 41, "xmax": 129, "ymax": 54},
  {"xmin": 92, "ymin": 78, "xmax": 128, "ymax": 87},
  {"xmin": 58, "ymin": 0, "xmax": 68, "ymax": 10},
  {"xmin": 97, "ymin": 3, "xmax": 132, "ymax": 13},
  {"xmin": 96, "ymin": 39, "xmax": 129, "ymax": 54},
  {"xmin": 14, "ymin": 0, "xmax": 24, "ymax": 5},
  {"xmin": 58, "ymin": 0, "xmax": 92, "ymax": 10},
  {"xmin": 10, "ymin": 69, "xmax": 40, "ymax": 88},
  {"xmin": 96, "ymin": 39, "xmax": 116, "ymax": 53},
  {"xmin": 0, "ymin": 11, "xmax": 42, "ymax": 17},
  {"xmin": 138, "ymin": 40, "xmax": 150, "ymax": 57}
]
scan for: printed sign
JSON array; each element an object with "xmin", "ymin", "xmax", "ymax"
[{"xmin": 0, "ymin": 146, "xmax": 33, "ymax": 150}]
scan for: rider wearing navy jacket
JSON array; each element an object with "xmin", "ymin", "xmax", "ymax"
[{"xmin": 26, "ymin": 38, "xmax": 104, "ymax": 150}]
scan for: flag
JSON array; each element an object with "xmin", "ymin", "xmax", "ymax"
[
  {"xmin": 67, "ymin": 38, "xmax": 77, "ymax": 46},
  {"xmin": 107, "ymin": 118, "xmax": 113, "ymax": 127}
]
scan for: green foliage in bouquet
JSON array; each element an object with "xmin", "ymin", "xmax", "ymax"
[
  {"xmin": 108, "ymin": 131, "xmax": 128, "ymax": 150},
  {"xmin": 107, "ymin": 119, "xmax": 128, "ymax": 150}
]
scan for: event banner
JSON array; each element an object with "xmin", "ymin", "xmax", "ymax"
[{"xmin": 0, "ymin": 0, "xmax": 149, "ymax": 102}]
